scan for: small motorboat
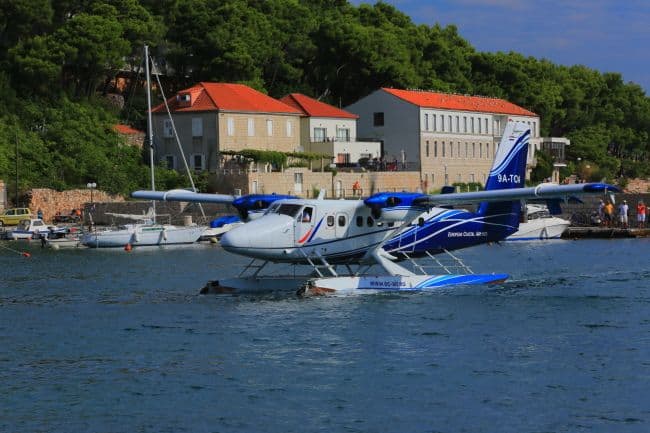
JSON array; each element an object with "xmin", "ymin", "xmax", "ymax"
[
  {"xmin": 507, "ymin": 204, "xmax": 570, "ymax": 241},
  {"xmin": 8, "ymin": 219, "xmax": 51, "ymax": 240}
]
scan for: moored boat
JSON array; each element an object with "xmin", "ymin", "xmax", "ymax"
[{"xmin": 507, "ymin": 204, "xmax": 570, "ymax": 241}]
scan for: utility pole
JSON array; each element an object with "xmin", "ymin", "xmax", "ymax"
[{"xmin": 15, "ymin": 131, "xmax": 18, "ymax": 207}]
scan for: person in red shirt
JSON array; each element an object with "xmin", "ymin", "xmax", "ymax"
[{"xmin": 637, "ymin": 200, "xmax": 646, "ymax": 228}]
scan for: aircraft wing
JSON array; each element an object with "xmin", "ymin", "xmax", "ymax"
[
  {"xmin": 413, "ymin": 183, "xmax": 619, "ymax": 207},
  {"xmin": 131, "ymin": 189, "xmax": 236, "ymax": 204}
]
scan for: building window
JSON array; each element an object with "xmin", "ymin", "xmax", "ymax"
[
  {"xmin": 465, "ymin": 142, "xmax": 468, "ymax": 157},
  {"xmin": 433, "ymin": 115, "xmax": 437, "ymax": 131},
  {"xmin": 192, "ymin": 154, "xmax": 204, "ymax": 170},
  {"xmin": 337, "ymin": 127, "xmax": 350, "ymax": 141},
  {"xmin": 286, "ymin": 120, "xmax": 293, "ymax": 137},
  {"xmin": 441, "ymin": 115, "xmax": 445, "ymax": 132},
  {"xmin": 442, "ymin": 141, "xmax": 446, "ymax": 157},
  {"xmin": 463, "ymin": 116, "xmax": 467, "ymax": 133},
  {"xmin": 457, "ymin": 142, "xmax": 461, "ymax": 157},
  {"xmin": 163, "ymin": 119, "xmax": 173, "ymax": 138},
  {"xmin": 472, "ymin": 143, "xmax": 476, "ymax": 158},
  {"xmin": 449, "ymin": 142, "xmax": 453, "ymax": 158},
  {"xmin": 164, "ymin": 155, "xmax": 175, "ymax": 169},
  {"xmin": 424, "ymin": 113, "xmax": 429, "ymax": 131},
  {"xmin": 486, "ymin": 143, "xmax": 490, "ymax": 158},
  {"xmin": 192, "ymin": 118, "xmax": 203, "ymax": 137},
  {"xmin": 478, "ymin": 117, "xmax": 483, "ymax": 134},
  {"xmin": 313, "ymin": 127, "xmax": 326, "ymax": 142},
  {"xmin": 434, "ymin": 141, "xmax": 438, "ymax": 157},
  {"xmin": 266, "ymin": 119, "xmax": 273, "ymax": 136},
  {"xmin": 373, "ymin": 112, "xmax": 384, "ymax": 126},
  {"xmin": 470, "ymin": 173, "xmax": 475, "ymax": 182},
  {"xmin": 227, "ymin": 118, "xmax": 235, "ymax": 136},
  {"xmin": 484, "ymin": 118, "xmax": 488, "ymax": 134},
  {"xmin": 455, "ymin": 116, "xmax": 459, "ymax": 132},
  {"xmin": 471, "ymin": 117, "xmax": 475, "ymax": 134},
  {"xmin": 248, "ymin": 118, "xmax": 254, "ymax": 136},
  {"xmin": 336, "ymin": 153, "xmax": 350, "ymax": 164},
  {"xmin": 426, "ymin": 141, "xmax": 430, "ymax": 158},
  {"xmin": 479, "ymin": 143, "xmax": 483, "ymax": 158}
]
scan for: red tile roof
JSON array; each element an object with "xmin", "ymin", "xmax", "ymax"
[
  {"xmin": 113, "ymin": 124, "xmax": 144, "ymax": 135},
  {"xmin": 280, "ymin": 93, "xmax": 358, "ymax": 119},
  {"xmin": 152, "ymin": 83, "xmax": 301, "ymax": 114},
  {"xmin": 381, "ymin": 88, "xmax": 537, "ymax": 116}
]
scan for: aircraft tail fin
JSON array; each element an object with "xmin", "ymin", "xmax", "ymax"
[{"xmin": 477, "ymin": 121, "xmax": 530, "ymax": 232}]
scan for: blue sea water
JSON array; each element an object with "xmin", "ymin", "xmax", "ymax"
[{"xmin": 1, "ymin": 239, "xmax": 649, "ymax": 433}]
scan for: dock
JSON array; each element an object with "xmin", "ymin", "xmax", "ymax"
[{"xmin": 563, "ymin": 227, "xmax": 650, "ymax": 239}]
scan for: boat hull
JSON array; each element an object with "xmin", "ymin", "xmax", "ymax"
[
  {"xmin": 507, "ymin": 217, "xmax": 570, "ymax": 241},
  {"xmin": 82, "ymin": 225, "xmax": 204, "ymax": 248}
]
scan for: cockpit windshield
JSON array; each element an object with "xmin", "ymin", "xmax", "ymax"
[{"xmin": 269, "ymin": 203, "xmax": 302, "ymax": 218}]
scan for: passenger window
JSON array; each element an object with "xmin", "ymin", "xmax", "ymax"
[
  {"xmin": 338, "ymin": 215, "xmax": 346, "ymax": 227},
  {"xmin": 367, "ymin": 216, "xmax": 374, "ymax": 227},
  {"xmin": 356, "ymin": 216, "xmax": 363, "ymax": 227},
  {"xmin": 327, "ymin": 215, "xmax": 334, "ymax": 227}
]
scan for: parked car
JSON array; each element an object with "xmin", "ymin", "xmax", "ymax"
[{"xmin": 0, "ymin": 208, "xmax": 32, "ymax": 227}]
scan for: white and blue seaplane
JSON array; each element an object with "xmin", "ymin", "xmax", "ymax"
[{"xmin": 133, "ymin": 121, "xmax": 618, "ymax": 295}]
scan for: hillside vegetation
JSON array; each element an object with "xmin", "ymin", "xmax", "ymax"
[{"xmin": 0, "ymin": 0, "xmax": 648, "ymax": 198}]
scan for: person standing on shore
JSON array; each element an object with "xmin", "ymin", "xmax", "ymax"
[
  {"xmin": 618, "ymin": 200, "xmax": 629, "ymax": 228},
  {"xmin": 637, "ymin": 200, "xmax": 646, "ymax": 228},
  {"xmin": 604, "ymin": 200, "xmax": 614, "ymax": 227}
]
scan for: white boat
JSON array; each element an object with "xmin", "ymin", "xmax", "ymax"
[
  {"xmin": 200, "ymin": 216, "xmax": 244, "ymax": 241},
  {"xmin": 8, "ymin": 219, "xmax": 51, "ymax": 240},
  {"xmin": 46, "ymin": 236, "xmax": 84, "ymax": 249},
  {"xmin": 507, "ymin": 204, "xmax": 570, "ymax": 241},
  {"xmin": 81, "ymin": 46, "xmax": 205, "ymax": 249},
  {"xmin": 81, "ymin": 222, "xmax": 204, "ymax": 248}
]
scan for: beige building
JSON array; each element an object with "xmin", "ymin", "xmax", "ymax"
[
  {"xmin": 151, "ymin": 82, "xmax": 302, "ymax": 171},
  {"xmin": 346, "ymin": 88, "xmax": 543, "ymax": 190}
]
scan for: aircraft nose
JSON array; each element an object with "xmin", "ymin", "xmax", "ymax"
[{"xmin": 220, "ymin": 226, "xmax": 251, "ymax": 250}]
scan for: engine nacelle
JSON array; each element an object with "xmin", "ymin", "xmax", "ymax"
[
  {"xmin": 232, "ymin": 194, "xmax": 297, "ymax": 221},
  {"xmin": 364, "ymin": 192, "xmax": 428, "ymax": 222}
]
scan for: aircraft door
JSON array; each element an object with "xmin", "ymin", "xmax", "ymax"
[{"xmin": 294, "ymin": 206, "xmax": 314, "ymax": 244}]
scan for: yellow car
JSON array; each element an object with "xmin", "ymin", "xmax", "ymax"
[{"xmin": 0, "ymin": 208, "xmax": 32, "ymax": 226}]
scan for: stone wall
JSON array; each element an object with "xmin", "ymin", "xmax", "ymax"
[
  {"xmin": 28, "ymin": 188, "xmax": 124, "ymax": 223},
  {"xmin": 246, "ymin": 169, "xmax": 422, "ymax": 198}
]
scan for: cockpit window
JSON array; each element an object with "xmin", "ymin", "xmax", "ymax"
[
  {"xmin": 275, "ymin": 204, "xmax": 302, "ymax": 217},
  {"xmin": 300, "ymin": 207, "xmax": 313, "ymax": 223},
  {"xmin": 265, "ymin": 203, "xmax": 280, "ymax": 215}
]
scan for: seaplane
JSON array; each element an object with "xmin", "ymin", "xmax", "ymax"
[{"xmin": 132, "ymin": 121, "xmax": 618, "ymax": 295}]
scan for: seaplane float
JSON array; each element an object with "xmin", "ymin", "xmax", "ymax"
[{"xmin": 133, "ymin": 121, "xmax": 618, "ymax": 295}]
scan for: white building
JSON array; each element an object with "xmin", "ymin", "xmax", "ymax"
[
  {"xmin": 346, "ymin": 88, "xmax": 542, "ymax": 190},
  {"xmin": 281, "ymin": 93, "xmax": 381, "ymax": 165}
]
